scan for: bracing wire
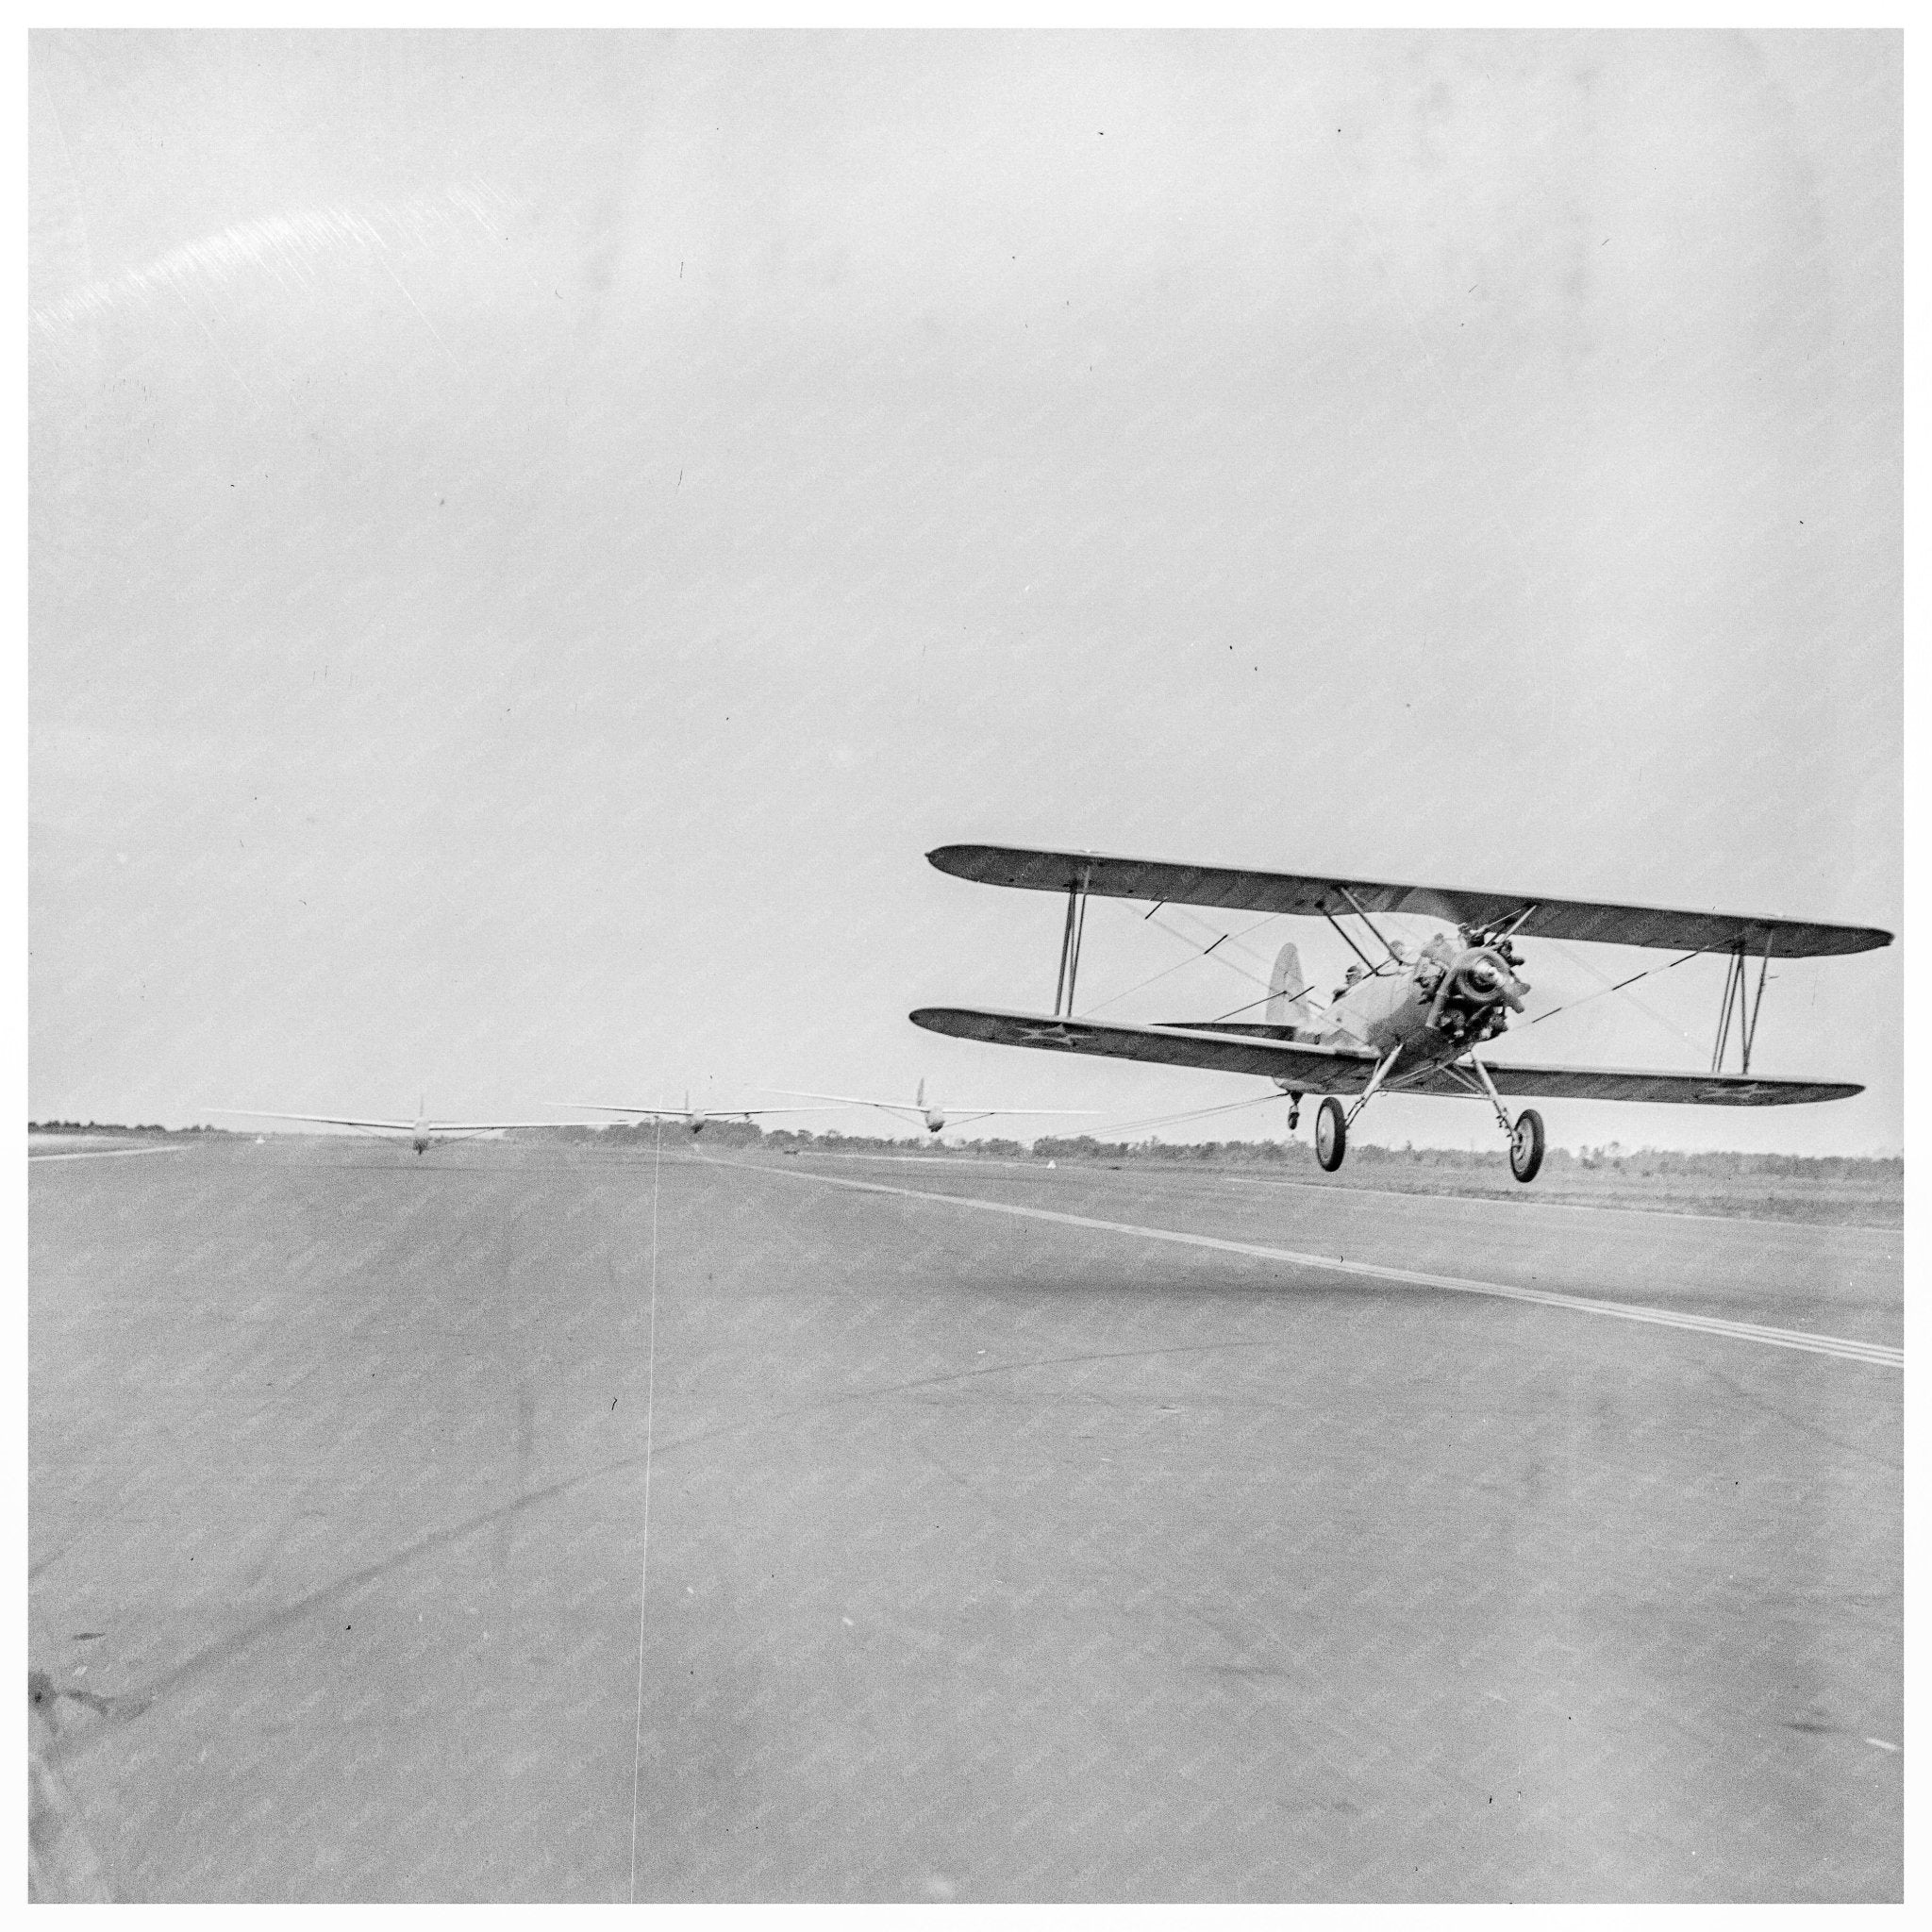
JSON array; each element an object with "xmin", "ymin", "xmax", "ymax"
[
  {"xmin": 1077, "ymin": 904, "xmax": 1289, "ymax": 1019},
  {"xmin": 1075, "ymin": 1089, "xmax": 1291, "ymax": 1139},
  {"xmin": 1519, "ymin": 942, "xmax": 1706, "ymax": 1054},
  {"xmin": 1156, "ymin": 905, "xmax": 1287, "ymax": 977},
  {"xmin": 1205, "ymin": 979, "xmax": 1331, "ymax": 1025},
  {"xmin": 1075, "ymin": 947, "xmax": 1225, "ymax": 1020},
  {"xmin": 1144, "ymin": 910, "xmax": 1280, "ymax": 985}
]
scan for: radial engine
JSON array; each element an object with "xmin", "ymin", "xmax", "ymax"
[{"xmin": 1415, "ymin": 931, "xmax": 1531, "ymax": 1048}]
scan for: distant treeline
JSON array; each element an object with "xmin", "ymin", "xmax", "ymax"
[
  {"xmin": 1023, "ymin": 1137, "xmax": 1902, "ymax": 1182},
  {"xmin": 560, "ymin": 1118, "xmax": 1900, "ymax": 1181},
  {"xmin": 28, "ymin": 1121, "xmax": 225, "ymax": 1136}
]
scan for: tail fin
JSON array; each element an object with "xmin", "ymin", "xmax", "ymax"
[
  {"xmin": 916, "ymin": 1077, "xmax": 925, "ymax": 1108},
  {"xmin": 1266, "ymin": 943, "xmax": 1312, "ymax": 1029}
]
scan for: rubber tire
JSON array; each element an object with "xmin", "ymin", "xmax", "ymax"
[
  {"xmin": 1508, "ymin": 1108, "xmax": 1545, "ymax": 1184},
  {"xmin": 1315, "ymin": 1096, "xmax": 1348, "ymax": 1173}
]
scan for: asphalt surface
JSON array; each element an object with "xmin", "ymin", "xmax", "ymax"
[{"xmin": 28, "ymin": 1139, "xmax": 1903, "ymax": 1901}]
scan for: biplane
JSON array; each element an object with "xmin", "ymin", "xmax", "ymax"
[
  {"xmin": 213, "ymin": 1102, "xmax": 560, "ymax": 1156},
  {"xmin": 909, "ymin": 844, "xmax": 1892, "ymax": 1184}
]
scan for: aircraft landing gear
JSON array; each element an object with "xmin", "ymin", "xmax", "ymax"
[
  {"xmin": 1467, "ymin": 1054, "xmax": 1544, "ymax": 1185},
  {"xmin": 1314, "ymin": 1095, "xmax": 1347, "ymax": 1172},
  {"xmin": 1310, "ymin": 1048, "xmax": 1401, "ymax": 1174},
  {"xmin": 1287, "ymin": 1090, "xmax": 1303, "ymax": 1132},
  {"xmin": 1508, "ymin": 1108, "xmax": 1544, "ymax": 1184}
]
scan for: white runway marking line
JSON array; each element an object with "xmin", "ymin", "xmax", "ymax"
[
  {"xmin": 27, "ymin": 1145, "xmax": 190, "ymax": 1162},
  {"xmin": 785, "ymin": 1154, "xmax": 1902, "ymax": 1238},
  {"xmin": 743, "ymin": 1163, "xmax": 1902, "ymax": 1369}
]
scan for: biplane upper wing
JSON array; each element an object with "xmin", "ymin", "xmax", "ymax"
[
  {"xmin": 927, "ymin": 844, "xmax": 1893, "ymax": 958},
  {"xmin": 909, "ymin": 1008, "xmax": 1861, "ymax": 1108}
]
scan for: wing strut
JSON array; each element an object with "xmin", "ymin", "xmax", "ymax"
[
  {"xmin": 1054, "ymin": 872, "xmax": 1091, "ymax": 1016},
  {"xmin": 1712, "ymin": 941, "xmax": 1774, "ymax": 1075},
  {"xmin": 1323, "ymin": 910, "xmax": 1380, "ymax": 976},
  {"xmin": 1336, "ymin": 885, "xmax": 1403, "ymax": 968}
]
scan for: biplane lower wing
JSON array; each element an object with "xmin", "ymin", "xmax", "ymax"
[
  {"xmin": 927, "ymin": 843, "xmax": 1893, "ymax": 958},
  {"xmin": 908, "ymin": 1008, "xmax": 1861, "ymax": 1108},
  {"xmin": 1392, "ymin": 1062, "xmax": 1861, "ymax": 1107},
  {"xmin": 909, "ymin": 1007, "xmax": 1383, "ymax": 1088}
]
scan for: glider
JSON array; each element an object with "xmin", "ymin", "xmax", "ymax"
[
  {"xmin": 551, "ymin": 1093, "xmax": 825, "ymax": 1137},
  {"xmin": 212, "ymin": 1104, "xmax": 558, "ymax": 1157},
  {"xmin": 770, "ymin": 1078, "xmax": 1097, "ymax": 1139}
]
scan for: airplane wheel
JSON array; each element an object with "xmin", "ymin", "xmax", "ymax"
[
  {"xmin": 1508, "ymin": 1108, "xmax": 1544, "ymax": 1184},
  {"xmin": 1315, "ymin": 1096, "xmax": 1347, "ymax": 1172}
]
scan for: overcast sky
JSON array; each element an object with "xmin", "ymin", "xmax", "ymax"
[{"xmin": 30, "ymin": 30, "xmax": 1901, "ymax": 1152}]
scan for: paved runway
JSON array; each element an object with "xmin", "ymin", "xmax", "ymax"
[{"xmin": 29, "ymin": 1139, "xmax": 1902, "ymax": 1900}]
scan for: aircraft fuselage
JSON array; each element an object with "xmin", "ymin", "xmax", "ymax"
[{"xmin": 1305, "ymin": 936, "xmax": 1530, "ymax": 1074}]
